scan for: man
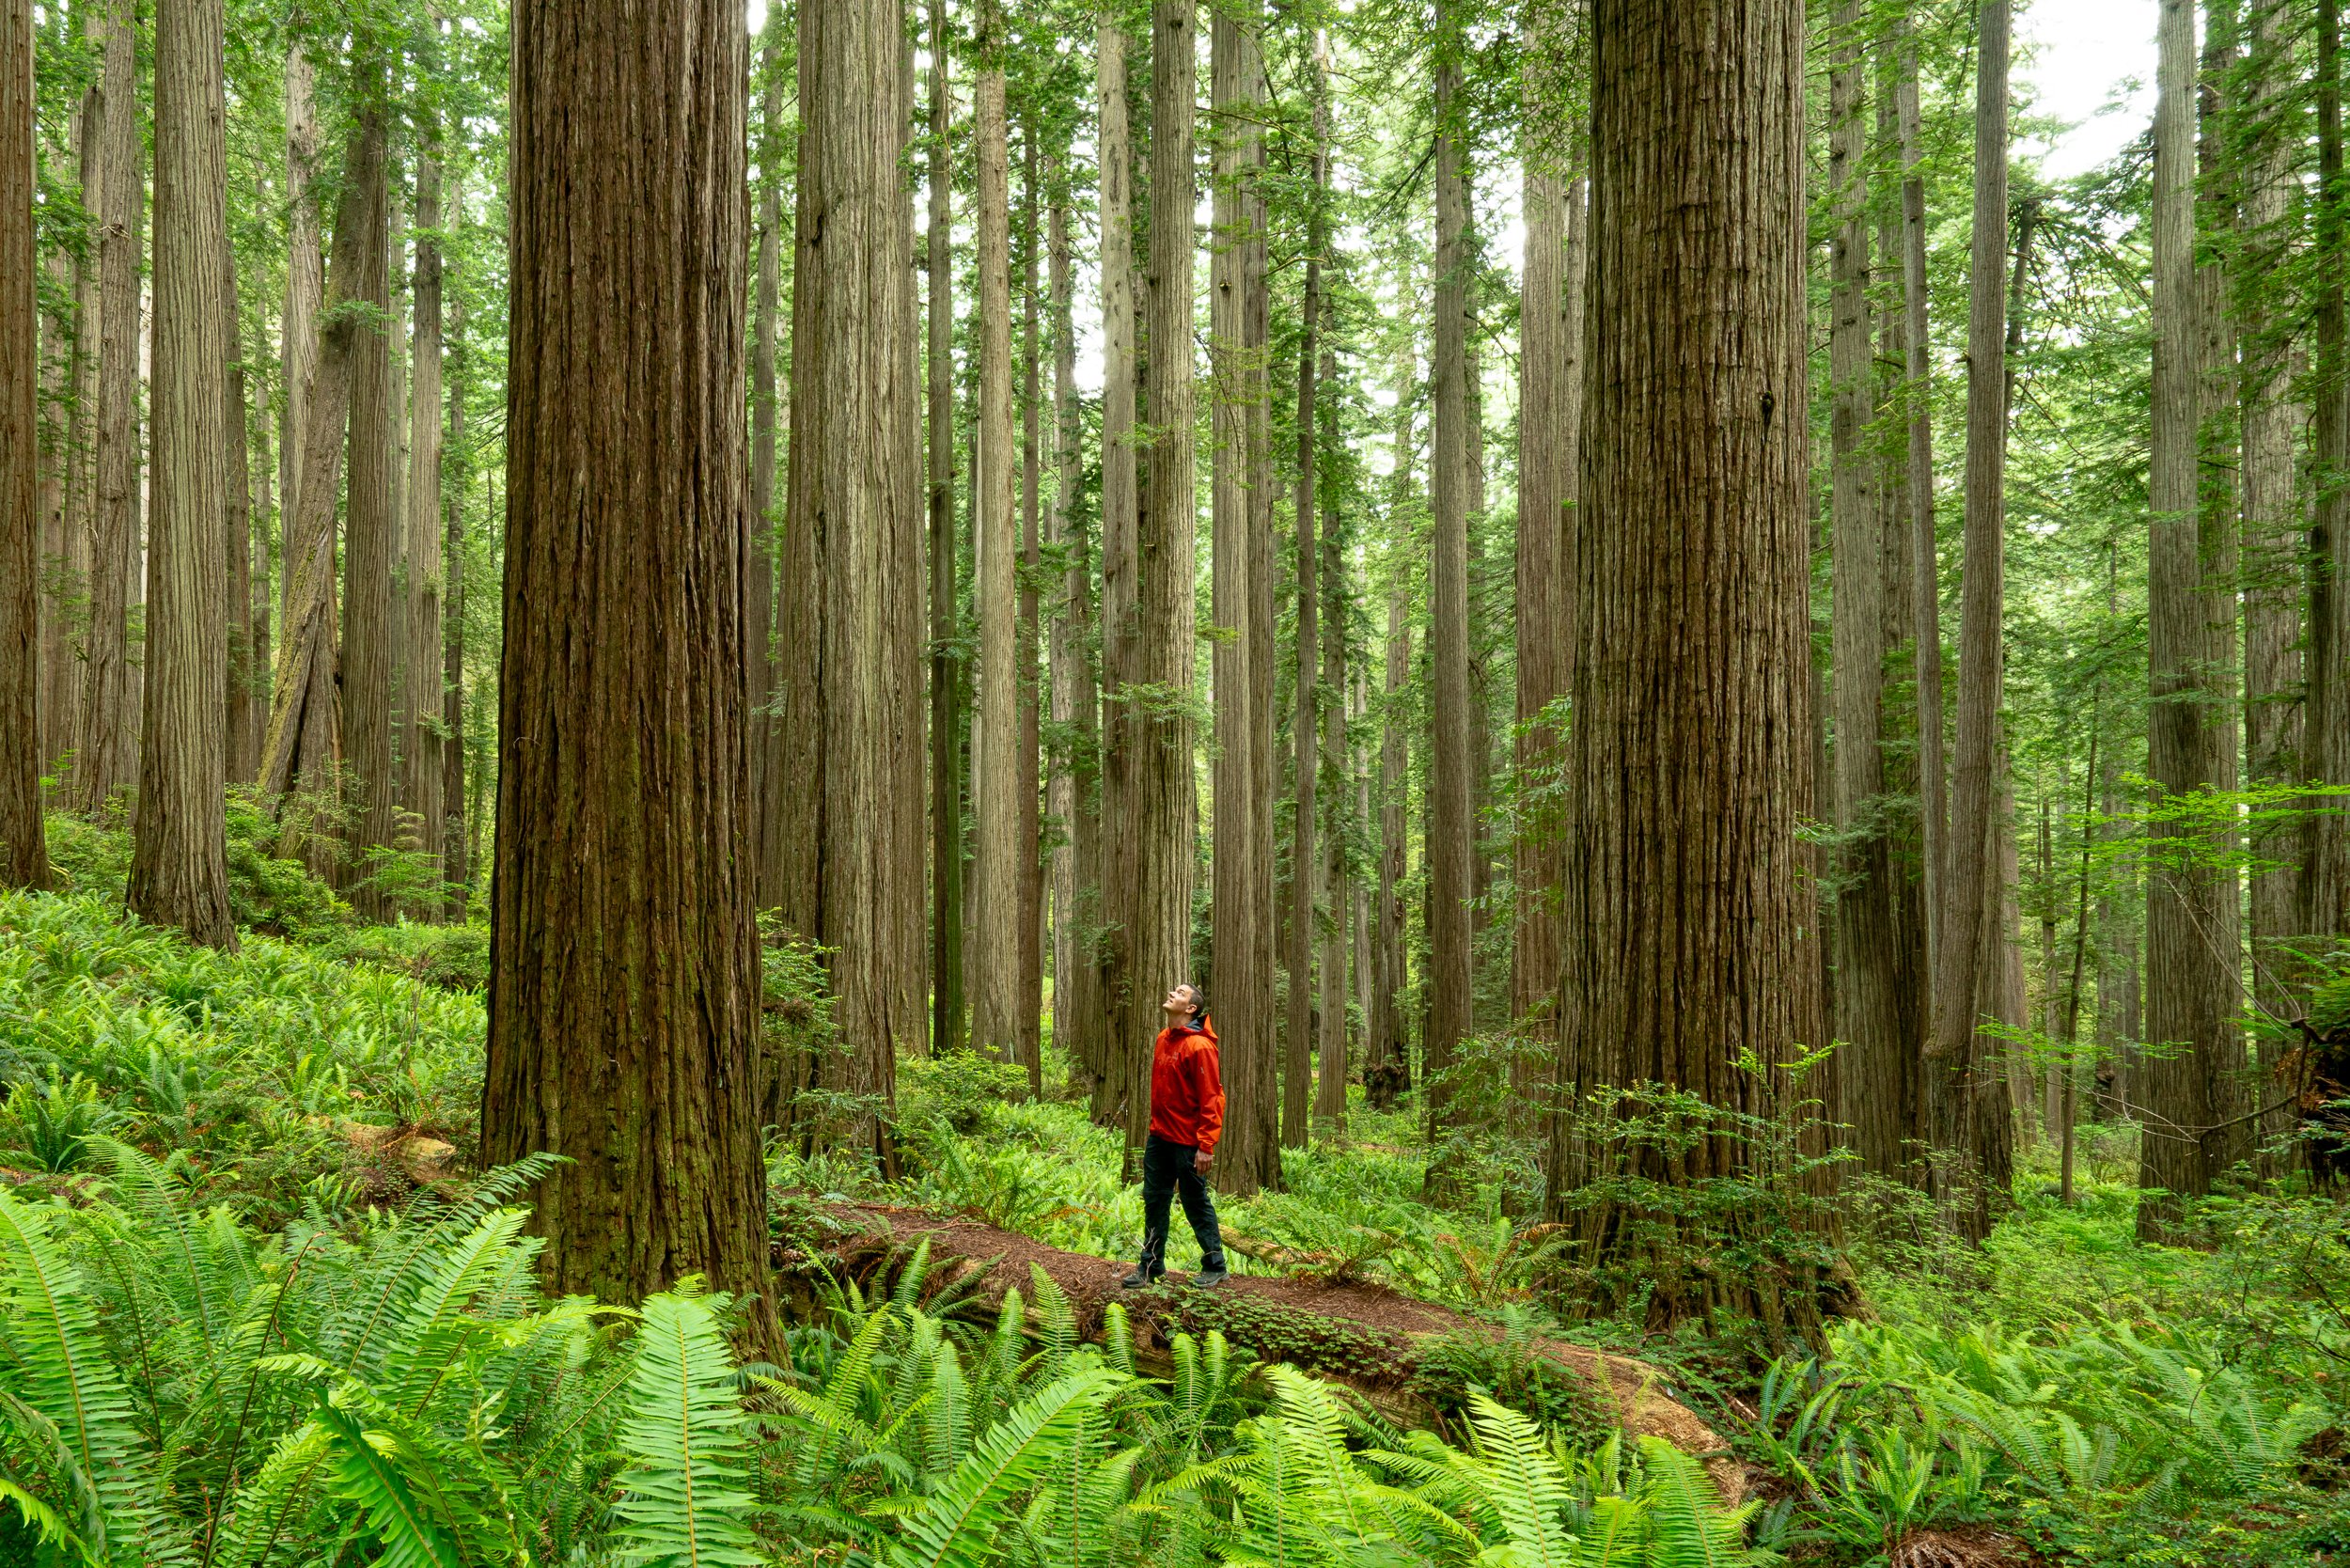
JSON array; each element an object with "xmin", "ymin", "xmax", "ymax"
[{"xmin": 1122, "ymin": 981, "xmax": 1230, "ymax": 1289}]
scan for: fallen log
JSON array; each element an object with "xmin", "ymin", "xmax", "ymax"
[{"xmin": 776, "ymin": 1200, "xmax": 1744, "ymax": 1502}]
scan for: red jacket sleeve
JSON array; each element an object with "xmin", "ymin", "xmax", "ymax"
[{"xmin": 1190, "ymin": 1037, "xmax": 1225, "ymax": 1154}]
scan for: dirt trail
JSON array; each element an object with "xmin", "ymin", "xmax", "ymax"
[{"xmin": 785, "ymin": 1200, "xmax": 1741, "ymax": 1498}]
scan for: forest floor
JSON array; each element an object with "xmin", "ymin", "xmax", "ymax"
[{"xmin": 9, "ymin": 812, "xmax": 2350, "ymax": 1562}]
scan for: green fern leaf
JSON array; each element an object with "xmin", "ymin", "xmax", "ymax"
[
  {"xmin": 888, "ymin": 1367, "xmax": 1121, "ymax": 1568},
  {"xmin": 611, "ymin": 1286, "xmax": 764, "ymax": 1567}
]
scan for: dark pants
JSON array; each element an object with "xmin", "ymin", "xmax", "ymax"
[{"xmin": 1137, "ymin": 1133, "xmax": 1225, "ymax": 1278}]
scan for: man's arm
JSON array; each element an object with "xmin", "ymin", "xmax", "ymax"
[{"xmin": 1191, "ymin": 1038, "xmax": 1225, "ymax": 1166}]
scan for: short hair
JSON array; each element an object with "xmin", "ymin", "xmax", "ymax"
[{"xmin": 1178, "ymin": 982, "xmax": 1205, "ymax": 1022}]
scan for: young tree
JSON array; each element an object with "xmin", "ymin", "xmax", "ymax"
[
  {"xmin": 1544, "ymin": 0, "xmax": 1827, "ymax": 1323},
  {"xmin": 485, "ymin": 0, "xmax": 772, "ymax": 1329},
  {"xmin": 970, "ymin": 0, "xmax": 1020, "ymax": 1063},
  {"xmin": 775, "ymin": 0, "xmax": 926, "ymax": 1156},
  {"xmin": 130, "ymin": 0, "xmax": 236, "ymax": 949},
  {"xmin": 0, "ymin": 0, "xmax": 44, "ymax": 889},
  {"xmin": 2139, "ymin": 0, "xmax": 2248, "ymax": 1234},
  {"xmin": 72, "ymin": 0, "xmax": 140, "ymax": 814}
]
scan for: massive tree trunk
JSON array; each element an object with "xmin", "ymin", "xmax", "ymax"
[
  {"xmin": 776, "ymin": 0, "xmax": 926, "ymax": 1156},
  {"xmin": 1212, "ymin": 0, "xmax": 1277, "ymax": 1190},
  {"xmin": 928, "ymin": 0, "xmax": 964, "ymax": 1055},
  {"xmin": 341, "ymin": 111, "xmax": 399, "ymax": 911},
  {"xmin": 2139, "ymin": 0, "xmax": 2249, "ymax": 1238},
  {"xmin": 1089, "ymin": 14, "xmax": 1136, "ymax": 1126},
  {"xmin": 407, "ymin": 145, "xmax": 446, "ymax": 912},
  {"xmin": 1926, "ymin": 0, "xmax": 2013, "ymax": 1241},
  {"xmin": 1101, "ymin": 0, "xmax": 1200, "ymax": 1165},
  {"xmin": 130, "ymin": 0, "xmax": 236, "ymax": 948},
  {"xmin": 73, "ymin": 0, "xmax": 141, "ymax": 815},
  {"xmin": 486, "ymin": 0, "xmax": 772, "ymax": 1332},
  {"xmin": 1018, "ymin": 132, "xmax": 1044, "ymax": 1086},
  {"xmin": 1, "ymin": 0, "xmax": 45, "ymax": 887},
  {"xmin": 1515, "ymin": 5, "xmax": 1583, "ymax": 1032},
  {"xmin": 2313, "ymin": 0, "xmax": 2350, "ymax": 948},
  {"xmin": 279, "ymin": 42, "xmax": 319, "ymax": 635},
  {"xmin": 1544, "ymin": 0, "xmax": 1831, "ymax": 1330},
  {"xmin": 1046, "ymin": 164, "xmax": 1104, "ymax": 1102},
  {"xmin": 970, "ymin": 0, "xmax": 1020, "ymax": 1062},
  {"xmin": 1285, "ymin": 127, "xmax": 1323, "ymax": 1153},
  {"xmin": 1426, "ymin": 2, "xmax": 1473, "ymax": 1177},
  {"xmin": 1246, "ymin": 26, "xmax": 1280, "ymax": 1177},
  {"xmin": 1897, "ymin": 8, "xmax": 1945, "ymax": 1047},
  {"xmin": 748, "ymin": 14, "xmax": 782, "ymax": 910}
]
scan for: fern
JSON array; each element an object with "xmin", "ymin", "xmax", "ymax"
[
  {"xmin": 610, "ymin": 1285, "xmax": 765, "ymax": 1567},
  {"xmin": 888, "ymin": 1367, "xmax": 1122, "ymax": 1568}
]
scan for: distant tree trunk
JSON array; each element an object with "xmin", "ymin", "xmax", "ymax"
[
  {"xmin": 1213, "ymin": 0, "xmax": 1277, "ymax": 1190},
  {"xmin": 970, "ymin": 0, "xmax": 1020, "ymax": 1062},
  {"xmin": 1, "ymin": 0, "xmax": 45, "ymax": 888},
  {"xmin": 130, "ymin": 0, "xmax": 237, "ymax": 947},
  {"xmin": 1829, "ymin": 5, "xmax": 1911, "ymax": 1179},
  {"xmin": 279, "ymin": 42, "xmax": 319, "ymax": 635},
  {"xmin": 2140, "ymin": 0, "xmax": 2248, "ymax": 1238},
  {"xmin": 1046, "ymin": 163, "xmax": 1104, "ymax": 1101},
  {"xmin": 1315, "ymin": 446, "xmax": 1347, "ymax": 1135},
  {"xmin": 1018, "ymin": 131, "xmax": 1044, "ymax": 1087},
  {"xmin": 1898, "ymin": 8, "xmax": 1945, "ymax": 1045},
  {"xmin": 1926, "ymin": 0, "xmax": 2013, "ymax": 1241},
  {"xmin": 1545, "ymin": 0, "xmax": 1832, "ymax": 1331},
  {"xmin": 1101, "ymin": 0, "xmax": 1199, "ymax": 1166},
  {"xmin": 264, "ymin": 102, "xmax": 386, "ymax": 839},
  {"xmin": 2312, "ymin": 0, "xmax": 2350, "ymax": 948},
  {"xmin": 486, "ymin": 0, "xmax": 773, "ymax": 1334},
  {"xmin": 1285, "ymin": 127, "xmax": 1323, "ymax": 1153},
  {"xmin": 57, "ymin": 58, "xmax": 98, "ymax": 780},
  {"xmin": 73, "ymin": 0, "xmax": 140, "ymax": 815},
  {"xmin": 225, "ymin": 264, "xmax": 256, "ymax": 784},
  {"xmin": 407, "ymin": 144, "xmax": 446, "ymax": 915},
  {"xmin": 1246, "ymin": 27, "xmax": 1280, "ymax": 1181},
  {"xmin": 38, "ymin": 224, "xmax": 75, "ymax": 778},
  {"xmin": 2240, "ymin": 0, "xmax": 2299, "ymax": 1128},
  {"xmin": 929, "ymin": 0, "xmax": 964, "ymax": 1056},
  {"xmin": 1426, "ymin": 4, "xmax": 1473, "ymax": 1179},
  {"xmin": 342, "ymin": 106, "xmax": 398, "ymax": 913},
  {"xmin": 1372, "ymin": 593, "xmax": 1411, "ymax": 1104},
  {"xmin": 776, "ymin": 0, "xmax": 925, "ymax": 1158},
  {"xmin": 246, "ymin": 372, "xmax": 273, "ymax": 785},
  {"xmin": 747, "ymin": 16, "xmax": 782, "ymax": 913},
  {"xmin": 1515, "ymin": 6, "xmax": 1583, "ymax": 1034},
  {"xmin": 441, "ymin": 318, "xmax": 466, "ymax": 903}
]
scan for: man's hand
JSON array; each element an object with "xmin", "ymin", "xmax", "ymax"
[{"xmin": 1194, "ymin": 1148, "xmax": 1214, "ymax": 1173}]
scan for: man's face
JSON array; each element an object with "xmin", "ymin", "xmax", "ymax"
[{"xmin": 1162, "ymin": 984, "xmax": 1195, "ymax": 1024}]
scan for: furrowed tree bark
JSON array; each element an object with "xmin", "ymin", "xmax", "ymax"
[
  {"xmin": 1090, "ymin": 11, "xmax": 1137, "ymax": 1127},
  {"xmin": 1545, "ymin": 0, "xmax": 1833, "ymax": 1333},
  {"xmin": 1285, "ymin": 117, "xmax": 1323, "ymax": 1153},
  {"xmin": 1925, "ymin": 0, "xmax": 2013, "ymax": 1241},
  {"xmin": 1212, "ymin": 0, "xmax": 1276, "ymax": 1190},
  {"xmin": 130, "ymin": 0, "xmax": 236, "ymax": 948},
  {"xmin": 1102, "ymin": 0, "xmax": 1200, "ymax": 1167},
  {"xmin": 1371, "ymin": 592, "xmax": 1410, "ymax": 1104},
  {"xmin": 279, "ymin": 40, "xmax": 318, "ymax": 635},
  {"xmin": 226, "ymin": 267, "xmax": 255, "ymax": 784},
  {"xmin": 0, "ymin": 0, "xmax": 44, "ymax": 888},
  {"xmin": 38, "ymin": 203, "xmax": 74, "ymax": 780},
  {"xmin": 407, "ymin": 143, "xmax": 446, "ymax": 913},
  {"xmin": 1246, "ymin": 23, "xmax": 1280, "ymax": 1184},
  {"xmin": 248, "ymin": 373, "xmax": 272, "ymax": 785},
  {"xmin": 1315, "ymin": 424, "xmax": 1347, "ymax": 1135},
  {"xmin": 1019, "ymin": 130, "xmax": 1044, "ymax": 1087},
  {"xmin": 487, "ymin": 0, "xmax": 773, "ymax": 1334},
  {"xmin": 441, "ymin": 303, "xmax": 467, "ymax": 902},
  {"xmin": 1515, "ymin": 3, "xmax": 1583, "ymax": 1033},
  {"xmin": 73, "ymin": 0, "xmax": 141, "ymax": 815},
  {"xmin": 2140, "ymin": 0, "xmax": 2249, "ymax": 1237},
  {"xmin": 342, "ymin": 106, "xmax": 398, "ymax": 913},
  {"xmin": 777, "ymin": 0, "xmax": 926, "ymax": 1158},
  {"xmin": 1426, "ymin": 2, "xmax": 1473, "ymax": 1183},
  {"xmin": 1897, "ymin": 7, "xmax": 1944, "ymax": 1050},
  {"xmin": 970, "ymin": 0, "xmax": 1020, "ymax": 1063},
  {"xmin": 929, "ymin": 0, "xmax": 965, "ymax": 1055}
]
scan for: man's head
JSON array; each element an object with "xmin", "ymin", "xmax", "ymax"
[{"xmin": 1161, "ymin": 982, "xmax": 1204, "ymax": 1027}]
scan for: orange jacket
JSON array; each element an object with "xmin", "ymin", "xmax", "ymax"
[{"xmin": 1148, "ymin": 1018, "xmax": 1225, "ymax": 1153}]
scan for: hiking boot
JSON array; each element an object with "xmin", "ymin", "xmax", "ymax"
[
  {"xmin": 1190, "ymin": 1268, "xmax": 1229, "ymax": 1289},
  {"xmin": 1120, "ymin": 1267, "xmax": 1162, "ymax": 1290}
]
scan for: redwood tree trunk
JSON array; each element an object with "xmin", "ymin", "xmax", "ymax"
[
  {"xmin": 928, "ymin": 0, "xmax": 964, "ymax": 1054},
  {"xmin": 2312, "ymin": 0, "xmax": 2350, "ymax": 946},
  {"xmin": 0, "ymin": 0, "xmax": 44, "ymax": 887},
  {"xmin": 1545, "ymin": 0, "xmax": 1829, "ymax": 1328},
  {"xmin": 342, "ymin": 107, "xmax": 398, "ymax": 911},
  {"xmin": 1285, "ymin": 146, "xmax": 1322, "ymax": 1153},
  {"xmin": 407, "ymin": 145, "xmax": 446, "ymax": 912},
  {"xmin": 487, "ymin": 0, "xmax": 772, "ymax": 1331},
  {"xmin": 1018, "ymin": 131, "xmax": 1044, "ymax": 1086},
  {"xmin": 130, "ymin": 0, "xmax": 236, "ymax": 948}
]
